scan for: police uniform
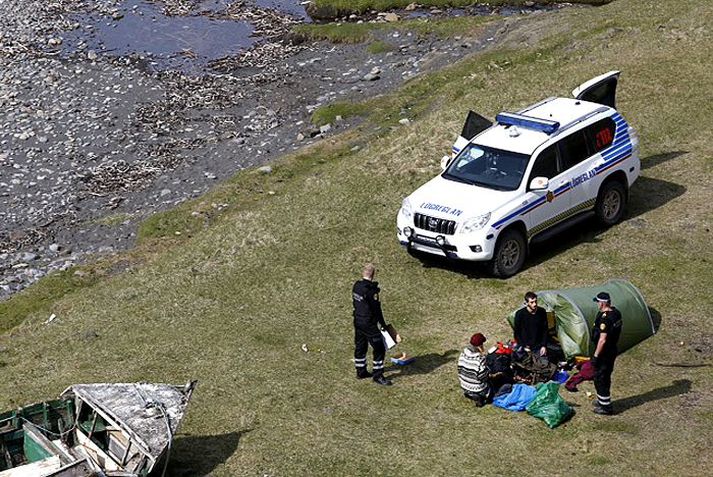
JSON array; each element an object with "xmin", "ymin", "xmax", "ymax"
[
  {"xmin": 591, "ymin": 306, "xmax": 622, "ymax": 413},
  {"xmin": 352, "ymin": 278, "xmax": 389, "ymax": 383}
]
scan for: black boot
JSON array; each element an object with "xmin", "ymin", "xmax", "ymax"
[
  {"xmin": 593, "ymin": 404, "xmax": 614, "ymax": 415},
  {"xmin": 356, "ymin": 369, "xmax": 372, "ymax": 380},
  {"xmin": 373, "ymin": 375, "xmax": 393, "ymax": 386}
]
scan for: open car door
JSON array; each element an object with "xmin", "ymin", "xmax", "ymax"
[
  {"xmin": 452, "ymin": 110, "xmax": 492, "ymax": 156},
  {"xmin": 572, "ymin": 71, "xmax": 620, "ymax": 108}
]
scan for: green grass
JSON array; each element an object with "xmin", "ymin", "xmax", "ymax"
[
  {"xmin": 0, "ymin": 269, "xmax": 96, "ymax": 335},
  {"xmin": 1, "ymin": 0, "xmax": 712, "ymax": 475},
  {"xmin": 310, "ymin": 102, "xmax": 372, "ymax": 126},
  {"xmin": 366, "ymin": 39, "xmax": 394, "ymax": 54},
  {"xmin": 309, "ymin": 0, "xmax": 612, "ymax": 17},
  {"xmin": 294, "ymin": 15, "xmax": 492, "ymax": 43}
]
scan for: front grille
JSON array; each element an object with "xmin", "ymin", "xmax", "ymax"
[{"xmin": 414, "ymin": 213, "xmax": 456, "ymax": 235}]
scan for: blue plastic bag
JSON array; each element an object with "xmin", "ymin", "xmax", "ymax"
[{"xmin": 492, "ymin": 383, "xmax": 537, "ymax": 411}]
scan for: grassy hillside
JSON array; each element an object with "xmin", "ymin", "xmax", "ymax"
[{"xmin": 1, "ymin": 0, "xmax": 712, "ymax": 475}]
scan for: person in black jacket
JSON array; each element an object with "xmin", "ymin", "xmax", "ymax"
[
  {"xmin": 352, "ymin": 263, "xmax": 392, "ymax": 386},
  {"xmin": 591, "ymin": 291, "xmax": 623, "ymax": 415},
  {"xmin": 513, "ymin": 291, "xmax": 548, "ymax": 357}
]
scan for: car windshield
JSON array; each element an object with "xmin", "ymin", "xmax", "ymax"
[{"xmin": 442, "ymin": 143, "xmax": 530, "ymax": 191}]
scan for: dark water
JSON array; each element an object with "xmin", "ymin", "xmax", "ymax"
[
  {"xmin": 60, "ymin": 0, "xmax": 565, "ymax": 73},
  {"xmin": 62, "ymin": 0, "xmax": 308, "ymax": 73}
]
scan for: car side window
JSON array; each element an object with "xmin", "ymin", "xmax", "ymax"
[
  {"xmin": 585, "ymin": 117, "xmax": 616, "ymax": 153},
  {"xmin": 558, "ymin": 130, "xmax": 591, "ymax": 171},
  {"xmin": 529, "ymin": 145, "xmax": 559, "ymax": 185}
]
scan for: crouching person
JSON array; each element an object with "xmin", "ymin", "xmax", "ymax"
[{"xmin": 458, "ymin": 333, "xmax": 492, "ymax": 407}]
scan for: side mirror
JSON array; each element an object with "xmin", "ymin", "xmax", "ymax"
[
  {"xmin": 440, "ymin": 155, "xmax": 451, "ymax": 171},
  {"xmin": 529, "ymin": 177, "xmax": 549, "ymax": 191}
]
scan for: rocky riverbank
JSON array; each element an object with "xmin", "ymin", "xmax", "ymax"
[{"xmin": 0, "ymin": 0, "xmax": 572, "ymax": 299}]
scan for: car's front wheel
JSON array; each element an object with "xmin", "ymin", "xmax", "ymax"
[
  {"xmin": 595, "ymin": 180, "xmax": 627, "ymax": 226},
  {"xmin": 490, "ymin": 228, "xmax": 527, "ymax": 278}
]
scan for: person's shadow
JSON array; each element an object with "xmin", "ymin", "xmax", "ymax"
[
  {"xmin": 387, "ymin": 349, "xmax": 459, "ymax": 380},
  {"xmin": 167, "ymin": 430, "xmax": 251, "ymax": 476},
  {"xmin": 614, "ymin": 379, "xmax": 692, "ymax": 414}
]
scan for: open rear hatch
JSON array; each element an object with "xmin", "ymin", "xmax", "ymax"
[{"xmin": 572, "ymin": 70, "xmax": 620, "ymax": 108}]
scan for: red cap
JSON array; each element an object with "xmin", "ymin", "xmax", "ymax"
[{"xmin": 470, "ymin": 333, "xmax": 487, "ymax": 347}]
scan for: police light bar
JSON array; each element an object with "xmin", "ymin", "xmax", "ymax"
[{"xmin": 495, "ymin": 112, "xmax": 560, "ymax": 135}]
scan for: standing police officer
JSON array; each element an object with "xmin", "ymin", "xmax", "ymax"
[
  {"xmin": 352, "ymin": 263, "xmax": 392, "ymax": 386},
  {"xmin": 591, "ymin": 291, "xmax": 622, "ymax": 415}
]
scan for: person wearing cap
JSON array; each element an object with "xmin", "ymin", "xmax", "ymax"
[
  {"xmin": 513, "ymin": 291, "xmax": 548, "ymax": 358},
  {"xmin": 457, "ymin": 333, "xmax": 492, "ymax": 407},
  {"xmin": 352, "ymin": 263, "xmax": 392, "ymax": 386},
  {"xmin": 591, "ymin": 291, "xmax": 623, "ymax": 415}
]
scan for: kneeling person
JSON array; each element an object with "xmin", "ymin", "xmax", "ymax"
[{"xmin": 458, "ymin": 333, "xmax": 492, "ymax": 407}]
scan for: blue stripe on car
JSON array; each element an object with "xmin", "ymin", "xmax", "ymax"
[{"xmin": 491, "ymin": 114, "xmax": 632, "ymax": 230}]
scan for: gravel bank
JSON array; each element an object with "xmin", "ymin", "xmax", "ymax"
[{"xmin": 0, "ymin": 0, "xmax": 557, "ymax": 299}]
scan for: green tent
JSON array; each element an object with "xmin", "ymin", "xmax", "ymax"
[{"xmin": 506, "ymin": 279, "xmax": 656, "ymax": 358}]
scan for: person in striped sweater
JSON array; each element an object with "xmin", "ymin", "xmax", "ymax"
[{"xmin": 458, "ymin": 333, "xmax": 492, "ymax": 407}]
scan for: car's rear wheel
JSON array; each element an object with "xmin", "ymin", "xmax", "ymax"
[
  {"xmin": 595, "ymin": 180, "xmax": 626, "ymax": 226},
  {"xmin": 490, "ymin": 228, "xmax": 527, "ymax": 278}
]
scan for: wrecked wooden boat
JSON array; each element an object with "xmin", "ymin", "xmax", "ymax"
[{"xmin": 0, "ymin": 381, "xmax": 196, "ymax": 477}]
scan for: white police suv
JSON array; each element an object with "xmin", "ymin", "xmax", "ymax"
[{"xmin": 397, "ymin": 71, "xmax": 639, "ymax": 277}]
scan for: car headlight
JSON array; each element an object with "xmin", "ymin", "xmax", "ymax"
[
  {"xmin": 400, "ymin": 198, "xmax": 413, "ymax": 219},
  {"xmin": 459, "ymin": 212, "xmax": 491, "ymax": 234}
]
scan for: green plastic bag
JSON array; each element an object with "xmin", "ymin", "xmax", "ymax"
[{"xmin": 526, "ymin": 382, "xmax": 574, "ymax": 428}]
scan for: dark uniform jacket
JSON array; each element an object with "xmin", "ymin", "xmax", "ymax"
[
  {"xmin": 352, "ymin": 279, "xmax": 386, "ymax": 334},
  {"xmin": 514, "ymin": 306, "xmax": 548, "ymax": 350},
  {"xmin": 591, "ymin": 308, "xmax": 623, "ymax": 358}
]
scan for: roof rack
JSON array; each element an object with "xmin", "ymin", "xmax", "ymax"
[{"xmin": 495, "ymin": 112, "xmax": 560, "ymax": 135}]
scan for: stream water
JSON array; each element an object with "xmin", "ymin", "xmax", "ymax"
[
  {"xmin": 61, "ymin": 0, "xmax": 309, "ymax": 72},
  {"xmin": 60, "ymin": 0, "xmax": 571, "ymax": 74}
]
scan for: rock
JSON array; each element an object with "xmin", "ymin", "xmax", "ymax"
[
  {"xmin": 296, "ymin": 132, "xmax": 305, "ymax": 141},
  {"xmin": 160, "ymin": 188, "xmax": 171, "ymax": 197},
  {"xmin": 525, "ymin": 1, "xmax": 535, "ymax": 6},
  {"xmin": 22, "ymin": 252, "xmax": 38, "ymax": 262},
  {"xmin": 384, "ymin": 13, "xmax": 399, "ymax": 23},
  {"xmin": 305, "ymin": 3, "xmax": 340, "ymax": 20},
  {"xmin": 319, "ymin": 124, "xmax": 332, "ymax": 134},
  {"xmin": 47, "ymin": 38, "xmax": 62, "ymax": 47},
  {"xmin": 87, "ymin": 50, "xmax": 98, "ymax": 61},
  {"xmin": 335, "ymin": 115, "xmax": 343, "ymax": 122},
  {"xmin": 405, "ymin": 3, "xmax": 418, "ymax": 11},
  {"xmin": 258, "ymin": 165, "xmax": 273, "ymax": 174},
  {"xmin": 399, "ymin": 118, "xmax": 411, "ymax": 125},
  {"xmin": 48, "ymin": 244, "xmax": 60, "ymax": 253},
  {"xmin": 112, "ymin": 12, "xmax": 124, "ymax": 20},
  {"xmin": 362, "ymin": 73, "xmax": 380, "ymax": 81}
]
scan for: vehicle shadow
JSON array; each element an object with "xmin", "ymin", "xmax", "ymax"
[
  {"xmin": 409, "ymin": 152, "xmax": 688, "ymax": 279},
  {"xmin": 613, "ymin": 379, "xmax": 692, "ymax": 414},
  {"xmin": 386, "ymin": 349, "xmax": 459, "ymax": 380},
  {"xmin": 167, "ymin": 430, "xmax": 251, "ymax": 477}
]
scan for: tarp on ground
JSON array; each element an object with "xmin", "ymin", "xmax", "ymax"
[{"xmin": 506, "ymin": 279, "xmax": 656, "ymax": 358}]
